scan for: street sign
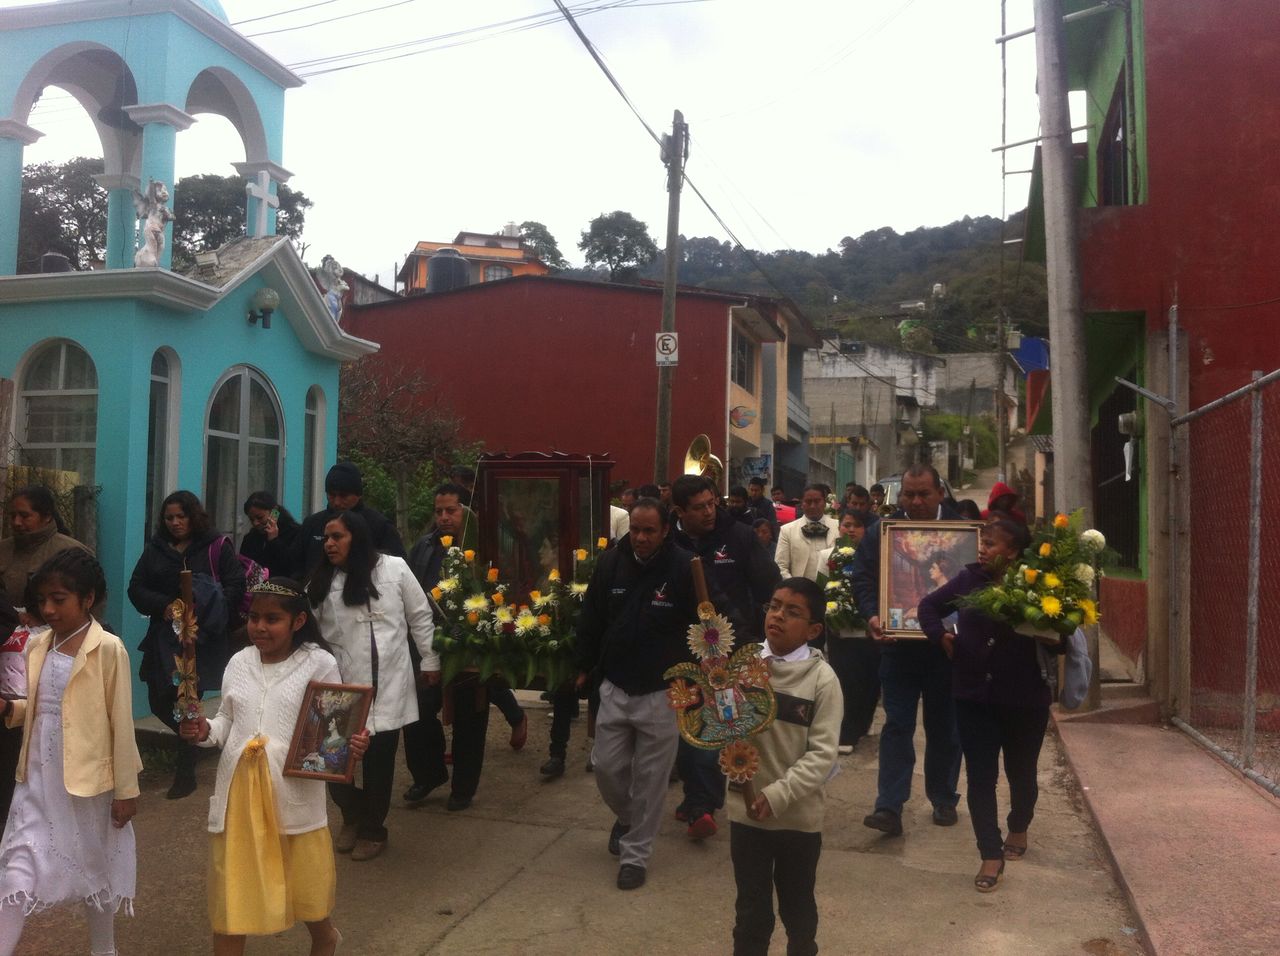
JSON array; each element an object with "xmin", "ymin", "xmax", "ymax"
[{"xmin": 655, "ymin": 332, "xmax": 679, "ymax": 366}]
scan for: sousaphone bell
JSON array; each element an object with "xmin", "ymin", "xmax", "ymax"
[{"xmin": 683, "ymin": 434, "xmax": 724, "ymax": 486}]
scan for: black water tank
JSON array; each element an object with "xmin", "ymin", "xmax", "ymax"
[
  {"xmin": 40, "ymin": 251, "xmax": 72, "ymax": 273},
  {"xmin": 427, "ymin": 248, "xmax": 470, "ymax": 293}
]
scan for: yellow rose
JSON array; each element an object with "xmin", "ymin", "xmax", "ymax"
[
  {"xmin": 463, "ymin": 549, "xmax": 475, "ymax": 562},
  {"xmin": 440, "ymin": 535, "xmax": 454, "ymax": 548},
  {"xmin": 1079, "ymin": 598, "xmax": 1099, "ymax": 626},
  {"xmin": 486, "ymin": 567, "xmax": 500, "ymax": 583},
  {"xmin": 1039, "ymin": 542, "xmax": 1052, "ymax": 558},
  {"xmin": 1053, "ymin": 514, "xmax": 1069, "ymax": 529},
  {"xmin": 1040, "ymin": 595, "xmax": 1063, "ymax": 617},
  {"xmin": 1043, "ymin": 573, "xmax": 1062, "ymax": 589},
  {"xmin": 575, "ymin": 548, "xmax": 588, "ymax": 561},
  {"xmin": 1023, "ymin": 568, "xmax": 1039, "ymax": 584},
  {"xmin": 430, "ymin": 587, "xmax": 442, "ymax": 601},
  {"xmin": 597, "ymin": 537, "xmax": 609, "ymax": 550},
  {"xmin": 549, "ymin": 568, "xmax": 561, "ymax": 582},
  {"xmin": 491, "ymin": 592, "xmax": 504, "ymax": 606}
]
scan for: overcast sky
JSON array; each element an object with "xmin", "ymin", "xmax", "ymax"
[{"xmin": 13, "ymin": 0, "xmax": 1046, "ymax": 284}]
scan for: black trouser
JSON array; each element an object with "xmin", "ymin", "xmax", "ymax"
[
  {"xmin": 402, "ymin": 681, "xmax": 449, "ymax": 790},
  {"xmin": 548, "ymin": 686, "xmax": 579, "ymax": 759},
  {"xmin": 730, "ymin": 822, "xmax": 822, "ymax": 956},
  {"xmin": 449, "ymin": 677, "xmax": 490, "ymax": 799},
  {"xmin": 490, "ymin": 683, "xmax": 524, "ymax": 729},
  {"xmin": 147, "ymin": 681, "xmax": 197, "ymax": 782},
  {"xmin": 825, "ymin": 637, "xmax": 881, "ymax": 745},
  {"xmin": 329, "ymin": 726, "xmax": 400, "ymax": 842},
  {"xmin": 954, "ymin": 698, "xmax": 1050, "ymax": 861},
  {"xmin": 0, "ymin": 725, "xmax": 21, "ymax": 819},
  {"xmin": 677, "ymin": 739, "xmax": 726, "ymax": 818}
]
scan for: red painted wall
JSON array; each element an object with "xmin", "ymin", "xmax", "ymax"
[
  {"xmin": 1099, "ymin": 576, "xmax": 1148, "ymax": 667},
  {"xmin": 343, "ymin": 277, "xmax": 737, "ymax": 488}
]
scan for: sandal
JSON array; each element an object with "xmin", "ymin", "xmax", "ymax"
[
  {"xmin": 974, "ymin": 860, "xmax": 1005, "ymax": 893},
  {"xmin": 1003, "ymin": 842, "xmax": 1028, "ymax": 860}
]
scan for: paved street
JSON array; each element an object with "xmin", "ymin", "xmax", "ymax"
[{"xmin": 20, "ymin": 696, "xmax": 1142, "ymax": 956}]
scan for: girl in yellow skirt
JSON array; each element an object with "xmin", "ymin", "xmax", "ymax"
[{"xmin": 180, "ymin": 579, "xmax": 368, "ymax": 955}]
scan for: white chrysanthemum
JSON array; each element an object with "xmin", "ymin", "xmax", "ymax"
[
  {"xmin": 836, "ymin": 546, "xmax": 856, "ymax": 559},
  {"xmin": 530, "ymin": 591, "xmax": 556, "ymax": 609},
  {"xmin": 463, "ymin": 594, "xmax": 488, "ymax": 613},
  {"xmin": 438, "ymin": 577, "xmax": 460, "ymax": 593},
  {"xmin": 514, "ymin": 612, "xmax": 539, "ymax": 635},
  {"xmin": 1074, "ymin": 563, "xmax": 1096, "ymax": 586},
  {"xmin": 570, "ymin": 581, "xmax": 589, "ymax": 598},
  {"xmin": 494, "ymin": 606, "xmax": 514, "ymax": 624},
  {"xmin": 824, "ymin": 579, "xmax": 842, "ymax": 592},
  {"xmin": 826, "ymin": 601, "xmax": 839, "ymax": 614},
  {"xmin": 1081, "ymin": 529, "xmax": 1106, "ymax": 551}
]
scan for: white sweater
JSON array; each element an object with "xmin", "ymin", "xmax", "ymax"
[
  {"xmin": 311, "ymin": 555, "xmax": 438, "ymax": 733},
  {"xmin": 200, "ymin": 643, "xmax": 341, "ymax": 835}
]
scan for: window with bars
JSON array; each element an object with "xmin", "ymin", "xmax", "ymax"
[
  {"xmin": 732, "ymin": 326, "xmax": 756, "ymax": 392},
  {"xmin": 484, "ymin": 264, "xmax": 513, "ymax": 281}
]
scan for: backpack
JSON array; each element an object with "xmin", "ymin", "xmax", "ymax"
[
  {"xmin": 1037, "ymin": 627, "xmax": 1093, "ymax": 709},
  {"xmin": 210, "ymin": 535, "xmax": 268, "ymax": 616}
]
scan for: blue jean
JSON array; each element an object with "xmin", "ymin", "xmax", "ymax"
[
  {"xmin": 677, "ymin": 738, "xmax": 726, "ymax": 818},
  {"xmin": 875, "ymin": 642, "xmax": 961, "ymax": 814}
]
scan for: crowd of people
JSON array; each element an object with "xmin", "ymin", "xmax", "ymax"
[{"xmin": 0, "ymin": 461, "xmax": 1055, "ymax": 955}]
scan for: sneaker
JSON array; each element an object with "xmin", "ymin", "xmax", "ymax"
[
  {"xmin": 334, "ymin": 824, "xmax": 359, "ymax": 854},
  {"xmin": 350, "ymin": 838, "xmax": 386, "ymax": 862},
  {"xmin": 862, "ymin": 808, "xmax": 903, "ymax": 836},
  {"xmin": 687, "ymin": 812, "xmax": 717, "ymax": 840},
  {"xmin": 540, "ymin": 756, "xmax": 566, "ymax": 779},
  {"xmin": 616, "ymin": 863, "xmax": 646, "ymax": 890},
  {"xmin": 608, "ymin": 820, "xmax": 630, "ymax": 856},
  {"xmin": 932, "ymin": 804, "xmax": 959, "ymax": 827},
  {"xmin": 446, "ymin": 793, "xmax": 473, "ymax": 812},
  {"xmin": 509, "ymin": 714, "xmax": 529, "ymax": 751}
]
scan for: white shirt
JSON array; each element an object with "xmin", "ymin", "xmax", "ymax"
[
  {"xmin": 311, "ymin": 555, "xmax": 437, "ymax": 733},
  {"xmin": 762, "ymin": 640, "xmax": 811, "ymax": 662}
]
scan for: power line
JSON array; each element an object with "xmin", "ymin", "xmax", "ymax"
[
  {"xmin": 246, "ymin": 0, "xmax": 420, "ymax": 38},
  {"xmin": 232, "ymin": 0, "xmax": 345, "ymax": 26}
]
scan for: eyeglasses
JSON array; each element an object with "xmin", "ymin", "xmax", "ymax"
[{"xmin": 762, "ymin": 601, "xmax": 813, "ymax": 623}]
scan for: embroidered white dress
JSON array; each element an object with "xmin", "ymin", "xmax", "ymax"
[{"xmin": 0, "ymin": 649, "xmax": 136, "ymax": 914}]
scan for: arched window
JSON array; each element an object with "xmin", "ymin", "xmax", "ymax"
[
  {"xmin": 145, "ymin": 348, "xmax": 180, "ymax": 538},
  {"xmin": 204, "ymin": 367, "xmax": 283, "ymax": 538},
  {"xmin": 302, "ymin": 385, "xmax": 326, "ymax": 515},
  {"xmin": 484, "ymin": 264, "xmax": 513, "ymax": 281},
  {"xmin": 18, "ymin": 340, "xmax": 98, "ymax": 485}
]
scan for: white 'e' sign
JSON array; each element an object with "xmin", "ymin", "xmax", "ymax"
[{"xmin": 655, "ymin": 332, "xmax": 679, "ymax": 366}]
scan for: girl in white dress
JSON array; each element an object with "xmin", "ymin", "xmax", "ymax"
[{"xmin": 0, "ymin": 549, "xmax": 141, "ymax": 956}]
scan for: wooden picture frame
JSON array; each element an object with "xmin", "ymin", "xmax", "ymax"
[
  {"xmin": 282, "ymin": 681, "xmax": 373, "ymax": 783},
  {"xmin": 878, "ymin": 520, "xmax": 983, "ymax": 639}
]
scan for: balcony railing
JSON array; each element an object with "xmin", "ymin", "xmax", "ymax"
[{"xmin": 786, "ymin": 390, "xmax": 810, "ymax": 436}]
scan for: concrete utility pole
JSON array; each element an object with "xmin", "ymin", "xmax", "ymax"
[
  {"xmin": 1034, "ymin": 0, "xmax": 1099, "ymax": 710},
  {"xmin": 996, "ymin": 308, "xmax": 1007, "ymax": 484},
  {"xmin": 1033, "ymin": 0, "xmax": 1090, "ymax": 523},
  {"xmin": 654, "ymin": 109, "xmax": 687, "ymax": 483}
]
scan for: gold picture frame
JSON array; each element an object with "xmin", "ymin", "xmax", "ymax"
[
  {"xmin": 282, "ymin": 681, "xmax": 373, "ymax": 783},
  {"xmin": 878, "ymin": 520, "xmax": 983, "ymax": 639}
]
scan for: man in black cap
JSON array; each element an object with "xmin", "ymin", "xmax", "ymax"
[{"xmin": 295, "ymin": 461, "xmax": 406, "ymax": 576}]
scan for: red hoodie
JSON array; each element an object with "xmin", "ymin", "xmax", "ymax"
[{"xmin": 981, "ymin": 481, "xmax": 1026, "ymax": 523}]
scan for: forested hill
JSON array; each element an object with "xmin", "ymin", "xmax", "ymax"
[{"xmin": 626, "ymin": 213, "xmax": 1048, "ymax": 353}]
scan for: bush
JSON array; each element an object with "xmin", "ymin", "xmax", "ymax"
[{"xmin": 922, "ymin": 413, "xmax": 998, "ymax": 469}]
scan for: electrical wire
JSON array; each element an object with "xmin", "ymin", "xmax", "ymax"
[
  {"xmin": 232, "ymin": 0, "xmax": 345, "ymax": 26},
  {"xmin": 246, "ymin": 0, "xmax": 420, "ymax": 38}
]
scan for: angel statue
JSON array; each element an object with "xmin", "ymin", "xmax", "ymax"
[
  {"xmin": 132, "ymin": 179, "xmax": 174, "ymax": 269},
  {"xmin": 314, "ymin": 254, "xmax": 349, "ymax": 321}
]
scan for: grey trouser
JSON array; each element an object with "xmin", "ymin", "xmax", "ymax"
[{"xmin": 593, "ymin": 678, "xmax": 680, "ymax": 869}]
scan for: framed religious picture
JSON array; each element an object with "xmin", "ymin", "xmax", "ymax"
[
  {"xmin": 283, "ymin": 682, "xmax": 373, "ymax": 783},
  {"xmin": 878, "ymin": 520, "xmax": 983, "ymax": 639}
]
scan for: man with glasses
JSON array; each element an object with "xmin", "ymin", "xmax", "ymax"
[
  {"xmin": 851, "ymin": 463, "xmax": 963, "ymax": 837},
  {"xmin": 670, "ymin": 475, "xmax": 780, "ymax": 841}
]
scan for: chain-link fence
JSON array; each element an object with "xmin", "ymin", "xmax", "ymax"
[{"xmin": 1177, "ymin": 370, "xmax": 1280, "ymax": 793}]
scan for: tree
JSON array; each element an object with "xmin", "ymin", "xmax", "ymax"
[
  {"xmin": 578, "ymin": 210, "xmax": 658, "ymax": 281},
  {"xmin": 18, "ymin": 157, "xmax": 107, "ymax": 272},
  {"xmin": 518, "ymin": 220, "xmax": 567, "ymax": 270},
  {"xmin": 172, "ymin": 173, "xmax": 311, "ymax": 268}
]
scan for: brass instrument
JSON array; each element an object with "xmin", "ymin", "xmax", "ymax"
[{"xmin": 683, "ymin": 434, "xmax": 725, "ymax": 487}]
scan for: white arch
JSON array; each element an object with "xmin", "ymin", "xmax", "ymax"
[{"xmin": 183, "ymin": 66, "xmax": 267, "ymax": 164}]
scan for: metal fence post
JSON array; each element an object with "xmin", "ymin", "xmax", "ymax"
[{"xmin": 1242, "ymin": 371, "xmax": 1263, "ymax": 767}]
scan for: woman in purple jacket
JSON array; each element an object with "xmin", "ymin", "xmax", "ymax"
[{"xmin": 918, "ymin": 516, "xmax": 1058, "ymax": 893}]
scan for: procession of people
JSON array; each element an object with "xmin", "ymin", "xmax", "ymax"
[{"xmin": 0, "ymin": 462, "xmax": 1069, "ymax": 955}]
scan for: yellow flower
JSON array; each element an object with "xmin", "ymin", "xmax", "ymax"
[
  {"xmin": 826, "ymin": 600, "xmax": 839, "ymax": 614},
  {"xmin": 1040, "ymin": 595, "xmax": 1063, "ymax": 617},
  {"xmin": 430, "ymin": 586, "xmax": 443, "ymax": 601},
  {"xmin": 597, "ymin": 536, "xmax": 609, "ymax": 550},
  {"xmin": 515, "ymin": 612, "xmax": 539, "ymax": 635},
  {"xmin": 491, "ymin": 592, "xmax": 504, "ymax": 606},
  {"xmin": 1053, "ymin": 514, "xmax": 1069, "ymax": 529},
  {"xmin": 1023, "ymin": 567, "xmax": 1038, "ymax": 584},
  {"xmin": 570, "ymin": 581, "xmax": 589, "ymax": 597},
  {"xmin": 1043, "ymin": 573, "xmax": 1062, "ymax": 589},
  {"xmin": 549, "ymin": 568, "xmax": 561, "ymax": 582},
  {"xmin": 486, "ymin": 567, "xmax": 500, "ymax": 583},
  {"xmin": 440, "ymin": 535, "xmax": 454, "ymax": 548},
  {"xmin": 463, "ymin": 594, "xmax": 488, "ymax": 613},
  {"xmin": 1039, "ymin": 542, "xmax": 1052, "ymax": 558},
  {"xmin": 463, "ymin": 549, "xmax": 475, "ymax": 562},
  {"xmin": 1079, "ymin": 598, "xmax": 1098, "ymax": 625},
  {"xmin": 537, "ymin": 614, "xmax": 552, "ymax": 626},
  {"xmin": 466, "ymin": 611, "xmax": 479, "ymax": 625},
  {"xmin": 575, "ymin": 548, "xmax": 588, "ymax": 561},
  {"xmin": 438, "ymin": 577, "xmax": 459, "ymax": 593},
  {"xmin": 529, "ymin": 590, "xmax": 542, "ymax": 602}
]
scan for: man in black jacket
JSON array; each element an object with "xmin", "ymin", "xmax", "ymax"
[
  {"xmin": 574, "ymin": 498, "xmax": 702, "ymax": 890},
  {"xmin": 670, "ymin": 475, "xmax": 780, "ymax": 839},
  {"xmin": 852, "ymin": 463, "xmax": 963, "ymax": 837},
  {"xmin": 294, "ymin": 461, "xmax": 405, "ymax": 576}
]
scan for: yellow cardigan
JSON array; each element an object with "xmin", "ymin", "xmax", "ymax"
[{"xmin": 5, "ymin": 621, "xmax": 143, "ymax": 800}]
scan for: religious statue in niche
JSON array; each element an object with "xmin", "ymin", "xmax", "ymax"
[
  {"xmin": 314, "ymin": 254, "xmax": 348, "ymax": 321},
  {"xmin": 132, "ymin": 180, "xmax": 174, "ymax": 269}
]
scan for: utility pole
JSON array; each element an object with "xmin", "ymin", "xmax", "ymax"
[
  {"xmin": 654, "ymin": 109, "xmax": 687, "ymax": 483},
  {"xmin": 995, "ymin": 308, "xmax": 1007, "ymax": 484},
  {"xmin": 1034, "ymin": 0, "xmax": 1098, "ymax": 709}
]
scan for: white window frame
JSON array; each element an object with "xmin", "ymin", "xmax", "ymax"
[
  {"xmin": 203, "ymin": 365, "xmax": 285, "ymax": 540},
  {"xmin": 16, "ymin": 339, "xmax": 98, "ymax": 483}
]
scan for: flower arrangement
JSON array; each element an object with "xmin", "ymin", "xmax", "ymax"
[
  {"xmin": 959, "ymin": 510, "xmax": 1105, "ymax": 637},
  {"xmin": 524, "ymin": 537, "xmax": 608, "ymax": 689},
  {"xmin": 816, "ymin": 537, "xmax": 864, "ymax": 634},
  {"xmin": 429, "ymin": 536, "xmax": 524, "ymax": 685}
]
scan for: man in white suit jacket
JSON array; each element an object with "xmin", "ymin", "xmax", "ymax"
[{"xmin": 775, "ymin": 485, "xmax": 839, "ymax": 580}]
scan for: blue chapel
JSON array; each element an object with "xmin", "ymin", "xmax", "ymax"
[{"xmin": 0, "ymin": 0, "xmax": 377, "ymax": 714}]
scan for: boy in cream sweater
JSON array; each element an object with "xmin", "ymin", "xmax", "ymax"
[{"xmin": 729, "ymin": 577, "xmax": 843, "ymax": 956}]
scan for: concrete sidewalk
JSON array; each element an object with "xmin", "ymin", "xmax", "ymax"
[{"xmin": 1054, "ymin": 711, "xmax": 1280, "ymax": 956}]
